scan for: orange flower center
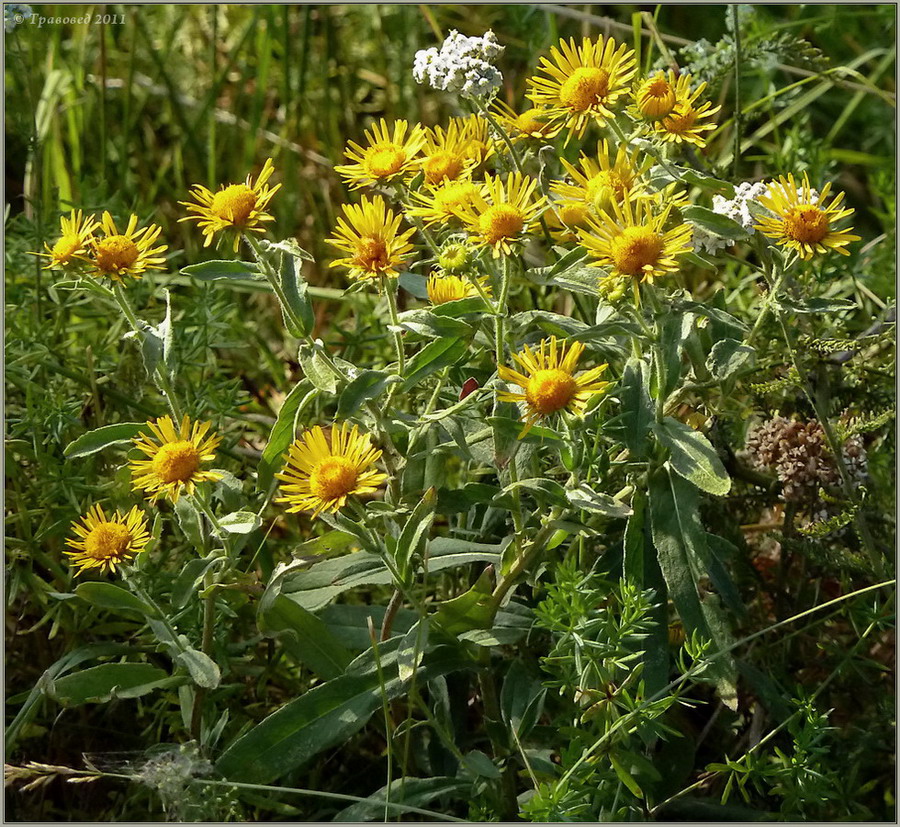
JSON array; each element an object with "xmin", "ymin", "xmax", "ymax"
[
  {"xmin": 515, "ymin": 108, "xmax": 552, "ymax": 135},
  {"xmin": 309, "ymin": 457, "xmax": 359, "ymax": 502},
  {"xmin": 559, "ymin": 67, "xmax": 610, "ymax": 112},
  {"xmin": 525, "ymin": 368, "xmax": 577, "ymax": 415},
  {"xmin": 783, "ymin": 205, "xmax": 830, "ymax": 244},
  {"xmin": 94, "ymin": 235, "xmax": 139, "ymax": 272},
  {"xmin": 210, "ymin": 184, "xmax": 258, "ymax": 225},
  {"xmin": 354, "ymin": 236, "xmax": 390, "ymax": 272},
  {"xmin": 479, "ymin": 204, "xmax": 525, "ymax": 244},
  {"xmin": 52, "ymin": 234, "xmax": 83, "ymax": 263},
  {"xmin": 365, "ymin": 144, "xmax": 407, "ymax": 179},
  {"xmin": 610, "ymin": 227, "xmax": 665, "ymax": 276},
  {"xmin": 638, "ymin": 75, "xmax": 676, "ymax": 117},
  {"xmin": 84, "ymin": 522, "xmax": 131, "ymax": 560},
  {"xmin": 422, "ymin": 151, "xmax": 464, "ymax": 184},
  {"xmin": 465, "ymin": 140, "xmax": 489, "ymax": 163},
  {"xmin": 662, "ymin": 105, "xmax": 698, "ymax": 134},
  {"xmin": 151, "ymin": 440, "xmax": 201, "ymax": 484}
]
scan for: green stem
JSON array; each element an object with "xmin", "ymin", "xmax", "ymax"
[
  {"xmin": 246, "ymin": 235, "xmax": 306, "ymax": 336},
  {"xmin": 383, "ymin": 278, "xmax": 406, "ymax": 374}
]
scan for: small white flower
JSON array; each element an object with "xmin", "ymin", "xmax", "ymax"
[{"xmin": 413, "ymin": 29, "xmax": 505, "ymax": 100}]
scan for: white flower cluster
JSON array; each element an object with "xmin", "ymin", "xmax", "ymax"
[
  {"xmin": 692, "ymin": 180, "xmax": 774, "ymax": 256},
  {"xmin": 413, "ymin": 30, "xmax": 504, "ymax": 100}
]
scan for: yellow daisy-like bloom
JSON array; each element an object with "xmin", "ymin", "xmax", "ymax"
[
  {"xmin": 407, "ymin": 179, "xmax": 484, "ymax": 227},
  {"xmin": 579, "ymin": 198, "xmax": 693, "ymax": 283},
  {"xmin": 754, "ymin": 173, "xmax": 860, "ymax": 260},
  {"xmin": 633, "ymin": 70, "xmax": 678, "ymax": 119},
  {"xmin": 334, "ymin": 119, "xmax": 425, "ymax": 190},
  {"xmin": 88, "ymin": 212, "xmax": 167, "ymax": 282},
  {"xmin": 179, "ymin": 158, "xmax": 281, "ymax": 252},
  {"xmin": 527, "ymin": 36, "xmax": 637, "ymax": 138},
  {"xmin": 426, "ymin": 272, "xmax": 492, "ymax": 305},
  {"xmin": 544, "ymin": 201, "xmax": 594, "ymax": 244},
  {"xmin": 498, "ymin": 336, "xmax": 611, "ymax": 437},
  {"xmin": 652, "ymin": 74, "xmax": 720, "ymax": 148},
  {"xmin": 492, "ymin": 101, "xmax": 562, "ymax": 143},
  {"xmin": 454, "ymin": 114, "xmax": 494, "ymax": 167},
  {"xmin": 418, "ymin": 119, "xmax": 480, "ymax": 186},
  {"xmin": 65, "ymin": 504, "xmax": 150, "ymax": 575},
  {"xmin": 37, "ymin": 210, "xmax": 98, "ymax": 270},
  {"xmin": 276, "ymin": 422, "xmax": 388, "ymax": 517},
  {"xmin": 130, "ymin": 415, "xmax": 223, "ymax": 505},
  {"xmin": 327, "ymin": 195, "xmax": 415, "ymax": 282},
  {"xmin": 453, "ymin": 172, "xmax": 546, "ymax": 258}
]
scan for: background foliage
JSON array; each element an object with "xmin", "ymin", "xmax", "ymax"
[{"xmin": 5, "ymin": 3, "xmax": 896, "ymax": 822}]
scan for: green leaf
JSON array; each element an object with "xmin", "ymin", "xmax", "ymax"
[
  {"xmin": 509, "ymin": 310, "xmax": 589, "ymax": 338},
  {"xmin": 609, "ymin": 751, "xmax": 644, "ymax": 799},
  {"xmin": 48, "ymin": 663, "xmax": 171, "ymax": 706},
  {"xmin": 74, "ymin": 582, "xmax": 158, "ymax": 617},
  {"xmin": 176, "ymin": 647, "xmax": 220, "ymax": 689},
  {"xmin": 395, "ymin": 488, "xmax": 437, "ymax": 585},
  {"xmin": 707, "ymin": 338, "xmax": 755, "ymax": 382},
  {"xmin": 463, "ymin": 750, "xmax": 501, "ymax": 779},
  {"xmin": 653, "ymin": 312, "xmax": 694, "ymax": 401},
  {"xmin": 495, "ymin": 478, "xmax": 569, "ymax": 510},
  {"xmin": 775, "ymin": 295, "xmax": 857, "ymax": 314},
  {"xmin": 171, "ymin": 556, "xmax": 222, "ymax": 610},
  {"xmin": 683, "ymin": 206, "xmax": 750, "ymax": 240},
  {"xmin": 174, "ymin": 497, "xmax": 204, "ymax": 551},
  {"xmin": 401, "ymin": 338, "xmax": 468, "ymax": 393},
  {"xmin": 501, "ymin": 660, "xmax": 546, "ymax": 740},
  {"xmin": 392, "ymin": 309, "xmax": 472, "ymax": 339},
  {"xmin": 276, "ymin": 243, "xmax": 315, "ymax": 336},
  {"xmin": 64, "ymin": 422, "xmax": 145, "ymax": 459},
  {"xmin": 337, "ymin": 370, "xmax": 399, "ymax": 418},
  {"xmin": 260, "ymin": 238, "xmax": 315, "ymax": 263},
  {"xmin": 398, "ymin": 270, "xmax": 429, "ymax": 300},
  {"xmin": 397, "ymin": 620, "xmax": 429, "ymax": 682},
  {"xmin": 566, "ymin": 483, "xmax": 633, "ymax": 518},
  {"xmin": 218, "ymin": 511, "xmax": 262, "ymax": 534},
  {"xmin": 333, "ymin": 777, "xmax": 470, "ymax": 822},
  {"xmin": 298, "ymin": 343, "xmax": 340, "ymax": 394},
  {"xmin": 257, "ymin": 381, "xmax": 316, "ymax": 492},
  {"xmin": 181, "ymin": 259, "xmax": 261, "ymax": 281},
  {"xmin": 431, "ymin": 567, "xmax": 494, "ymax": 636},
  {"xmin": 259, "ymin": 594, "xmax": 353, "ymax": 679},
  {"xmin": 429, "ymin": 296, "xmax": 490, "ymax": 316},
  {"xmin": 617, "ymin": 358, "xmax": 654, "ymax": 458},
  {"xmin": 654, "ymin": 417, "xmax": 731, "ymax": 496}
]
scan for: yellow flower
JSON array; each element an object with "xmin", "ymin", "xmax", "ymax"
[
  {"xmin": 129, "ymin": 415, "xmax": 223, "ymax": 504},
  {"xmin": 418, "ymin": 118, "xmax": 484, "ymax": 185},
  {"xmin": 633, "ymin": 70, "xmax": 678, "ymax": 119},
  {"xmin": 491, "ymin": 100, "xmax": 562, "ymax": 142},
  {"xmin": 89, "ymin": 212, "xmax": 167, "ymax": 282},
  {"xmin": 551, "ymin": 139, "xmax": 652, "ymax": 217},
  {"xmin": 179, "ymin": 158, "xmax": 281, "ymax": 252},
  {"xmin": 579, "ymin": 198, "xmax": 693, "ymax": 283},
  {"xmin": 36, "ymin": 210, "xmax": 98, "ymax": 270},
  {"xmin": 407, "ymin": 179, "xmax": 483, "ymax": 227},
  {"xmin": 526, "ymin": 36, "xmax": 637, "ymax": 138},
  {"xmin": 276, "ymin": 422, "xmax": 388, "ymax": 517},
  {"xmin": 498, "ymin": 336, "xmax": 611, "ymax": 437},
  {"xmin": 453, "ymin": 114, "xmax": 494, "ymax": 167},
  {"xmin": 334, "ymin": 119, "xmax": 425, "ymax": 189},
  {"xmin": 453, "ymin": 172, "xmax": 546, "ymax": 258},
  {"xmin": 427, "ymin": 272, "xmax": 492, "ymax": 305},
  {"xmin": 652, "ymin": 74, "xmax": 720, "ymax": 147},
  {"xmin": 327, "ymin": 195, "xmax": 415, "ymax": 282},
  {"xmin": 65, "ymin": 504, "xmax": 150, "ymax": 575},
  {"xmin": 754, "ymin": 173, "xmax": 860, "ymax": 259},
  {"xmin": 544, "ymin": 202, "xmax": 593, "ymax": 244}
]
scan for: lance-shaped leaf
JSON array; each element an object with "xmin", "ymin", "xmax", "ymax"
[
  {"xmin": 64, "ymin": 422, "xmax": 146, "ymax": 459},
  {"xmin": 654, "ymin": 417, "xmax": 731, "ymax": 496}
]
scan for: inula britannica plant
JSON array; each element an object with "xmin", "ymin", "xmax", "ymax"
[{"xmin": 7, "ymin": 6, "xmax": 895, "ymax": 822}]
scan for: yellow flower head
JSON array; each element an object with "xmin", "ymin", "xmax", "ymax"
[
  {"xmin": 491, "ymin": 100, "xmax": 562, "ymax": 143},
  {"xmin": 453, "ymin": 114, "xmax": 494, "ymax": 167},
  {"xmin": 407, "ymin": 179, "xmax": 484, "ymax": 227},
  {"xmin": 418, "ymin": 117, "xmax": 488, "ymax": 185},
  {"xmin": 498, "ymin": 336, "xmax": 611, "ymax": 437},
  {"xmin": 327, "ymin": 195, "xmax": 415, "ymax": 282},
  {"xmin": 427, "ymin": 272, "xmax": 492, "ymax": 305},
  {"xmin": 652, "ymin": 74, "xmax": 720, "ymax": 147},
  {"xmin": 130, "ymin": 415, "xmax": 223, "ymax": 504},
  {"xmin": 89, "ymin": 212, "xmax": 167, "ymax": 282},
  {"xmin": 579, "ymin": 197, "xmax": 693, "ymax": 283},
  {"xmin": 276, "ymin": 422, "xmax": 388, "ymax": 517},
  {"xmin": 179, "ymin": 158, "xmax": 281, "ymax": 252},
  {"xmin": 754, "ymin": 173, "xmax": 860, "ymax": 260},
  {"xmin": 633, "ymin": 70, "xmax": 678, "ymax": 119},
  {"xmin": 453, "ymin": 172, "xmax": 546, "ymax": 258},
  {"xmin": 66, "ymin": 504, "xmax": 150, "ymax": 575},
  {"xmin": 334, "ymin": 119, "xmax": 425, "ymax": 190},
  {"xmin": 527, "ymin": 36, "xmax": 637, "ymax": 138},
  {"xmin": 37, "ymin": 210, "xmax": 98, "ymax": 270}
]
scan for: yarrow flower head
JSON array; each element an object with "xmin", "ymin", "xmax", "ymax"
[
  {"xmin": 36, "ymin": 210, "xmax": 98, "ymax": 270},
  {"xmin": 179, "ymin": 158, "xmax": 281, "ymax": 252},
  {"xmin": 498, "ymin": 336, "xmax": 611, "ymax": 437},
  {"xmin": 129, "ymin": 415, "xmax": 223, "ymax": 504},
  {"xmin": 327, "ymin": 195, "xmax": 415, "ymax": 282},
  {"xmin": 754, "ymin": 172, "xmax": 859, "ymax": 259},
  {"xmin": 276, "ymin": 423, "xmax": 388, "ymax": 517},
  {"xmin": 89, "ymin": 212, "xmax": 168, "ymax": 282},
  {"xmin": 66, "ymin": 504, "xmax": 150, "ymax": 575},
  {"xmin": 413, "ymin": 29, "xmax": 504, "ymax": 100}
]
